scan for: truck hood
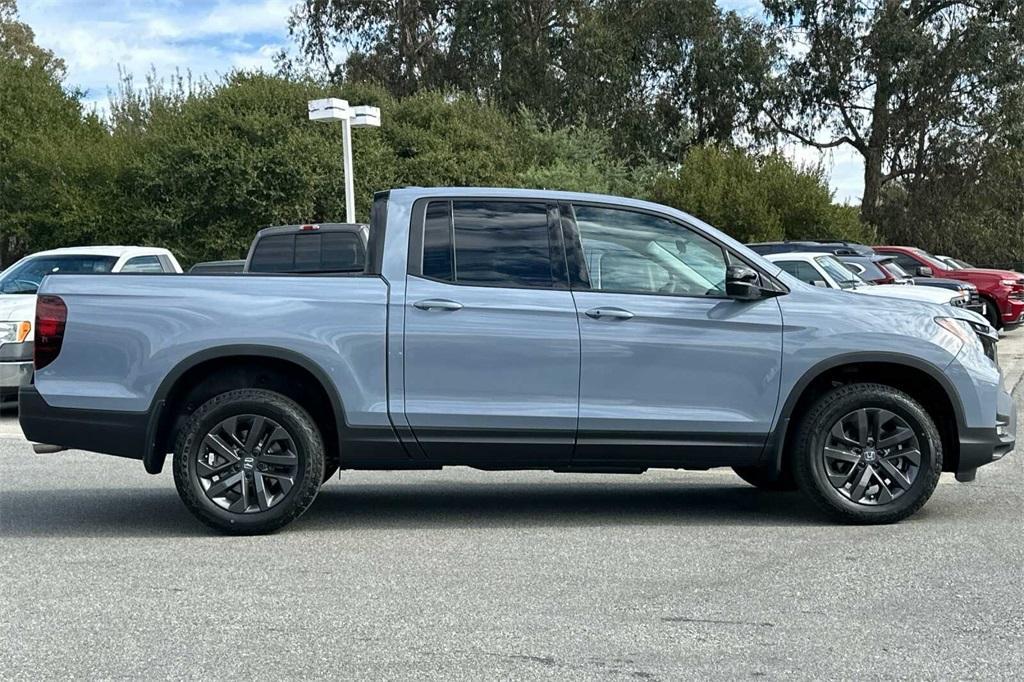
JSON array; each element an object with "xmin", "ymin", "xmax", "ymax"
[
  {"xmin": 0, "ymin": 294, "xmax": 35, "ymax": 322},
  {"xmin": 951, "ymin": 267, "xmax": 1024, "ymax": 281},
  {"xmin": 855, "ymin": 283, "xmax": 956, "ymax": 305}
]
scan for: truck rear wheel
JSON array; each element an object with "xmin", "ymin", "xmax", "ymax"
[
  {"xmin": 792, "ymin": 383, "xmax": 942, "ymax": 524},
  {"xmin": 172, "ymin": 388, "xmax": 325, "ymax": 534}
]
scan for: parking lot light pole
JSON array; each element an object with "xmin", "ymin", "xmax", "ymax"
[{"xmin": 307, "ymin": 98, "xmax": 382, "ymax": 223}]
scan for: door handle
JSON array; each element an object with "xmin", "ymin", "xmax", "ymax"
[
  {"xmin": 413, "ymin": 298, "xmax": 463, "ymax": 311},
  {"xmin": 585, "ymin": 307, "xmax": 634, "ymax": 320}
]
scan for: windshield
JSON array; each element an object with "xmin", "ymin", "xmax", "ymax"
[
  {"xmin": 816, "ymin": 255, "xmax": 863, "ymax": 289},
  {"xmin": 911, "ymin": 249, "xmax": 949, "ymax": 271},
  {"xmin": 0, "ymin": 255, "xmax": 118, "ymax": 294},
  {"xmin": 881, "ymin": 260, "xmax": 911, "ymax": 278}
]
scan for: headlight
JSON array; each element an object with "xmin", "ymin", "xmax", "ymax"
[
  {"xmin": 999, "ymin": 279, "xmax": 1022, "ymax": 286},
  {"xmin": 935, "ymin": 317, "xmax": 981, "ymax": 350},
  {"xmin": 0, "ymin": 321, "xmax": 32, "ymax": 344}
]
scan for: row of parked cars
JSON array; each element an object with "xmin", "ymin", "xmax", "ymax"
[{"xmin": 747, "ymin": 240, "xmax": 1024, "ymax": 330}]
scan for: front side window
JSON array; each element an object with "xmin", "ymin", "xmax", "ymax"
[
  {"xmin": 573, "ymin": 205, "xmax": 727, "ymax": 296},
  {"xmin": 0, "ymin": 255, "xmax": 118, "ymax": 294},
  {"xmin": 421, "ymin": 200, "xmax": 557, "ymax": 288}
]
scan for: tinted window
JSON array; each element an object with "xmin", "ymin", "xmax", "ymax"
[
  {"xmin": 889, "ymin": 253, "xmax": 923, "ymax": 271},
  {"xmin": 249, "ymin": 231, "xmax": 365, "ymax": 273},
  {"xmin": 249, "ymin": 235, "xmax": 294, "ymax": 272},
  {"xmin": 0, "ymin": 255, "xmax": 118, "ymax": 294},
  {"xmin": 450, "ymin": 201, "xmax": 554, "ymax": 288},
  {"xmin": 574, "ymin": 205, "xmax": 727, "ymax": 296},
  {"xmin": 776, "ymin": 260, "xmax": 822, "ymax": 285},
  {"xmin": 120, "ymin": 255, "xmax": 164, "ymax": 273},
  {"xmin": 322, "ymin": 233, "xmax": 364, "ymax": 271},
  {"xmin": 422, "ymin": 201, "xmax": 454, "ymax": 281}
]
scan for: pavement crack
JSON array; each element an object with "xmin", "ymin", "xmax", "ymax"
[{"xmin": 661, "ymin": 616, "xmax": 775, "ymax": 628}]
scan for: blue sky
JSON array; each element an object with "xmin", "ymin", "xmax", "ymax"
[{"xmin": 18, "ymin": 0, "xmax": 862, "ymax": 204}]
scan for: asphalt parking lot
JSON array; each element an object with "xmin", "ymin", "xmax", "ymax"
[{"xmin": 2, "ymin": 339, "xmax": 1023, "ymax": 679}]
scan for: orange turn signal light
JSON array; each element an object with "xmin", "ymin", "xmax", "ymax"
[{"xmin": 17, "ymin": 321, "xmax": 31, "ymax": 343}]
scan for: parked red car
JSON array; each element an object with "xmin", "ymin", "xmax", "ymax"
[{"xmin": 874, "ymin": 246, "xmax": 1024, "ymax": 328}]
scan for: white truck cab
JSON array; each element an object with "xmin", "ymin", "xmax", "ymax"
[{"xmin": 0, "ymin": 246, "xmax": 182, "ymax": 398}]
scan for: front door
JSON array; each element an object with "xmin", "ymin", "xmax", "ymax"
[
  {"xmin": 403, "ymin": 198, "xmax": 580, "ymax": 465},
  {"xmin": 563, "ymin": 202, "xmax": 784, "ymax": 469}
]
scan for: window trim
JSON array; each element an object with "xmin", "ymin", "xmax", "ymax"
[
  {"xmin": 558, "ymin": 200, "xmax": 788, "ymax": 300},
  {"xmin": 407, "ymin": 196, "xmax": 570, "ymax": 291}
]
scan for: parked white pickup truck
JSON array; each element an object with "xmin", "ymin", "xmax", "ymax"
[{"xmin": 0, "ymin": 246, "xmax": 182, "ymax": 397}]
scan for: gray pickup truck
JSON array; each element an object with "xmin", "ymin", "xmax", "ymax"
[{"xmin": 20, "ymin": 188, "xmax": 1015, "ymax": 533}]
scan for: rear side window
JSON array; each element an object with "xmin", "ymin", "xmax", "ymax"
[
  {"xmin": 249, "ymin": 232, "xmax": 365, "ymax": 273},
  {"xmin": 776, "ymin": 260, "xmax": 822, "ymax": 285},
  {"xmin": 420, "ymin": 200, "xmax": 558, "ymax": 288},
  {"xmin": 120, "ymin": 255, "xmax": 164, "ymax": 273}
]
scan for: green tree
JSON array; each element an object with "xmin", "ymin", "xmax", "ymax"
[
  {"xmin": 762, "ymin": 0, "xmax": 1024, "ymax": 226},
  {"xmin": 287, "ymin": 0, "xmax": 776, "ymax": 160},
  {"xmin": 651, "ymin": 145, "xmax": 868, "ymax": 244},
  {"xmin": 0, "ymin": 0, "xmax": 107, "ymax": 264}
]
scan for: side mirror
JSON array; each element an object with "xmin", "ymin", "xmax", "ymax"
[
  {"xmin": 726, "ymin": 265, "xmax": 761, "ymax": 300},
  {"xmin": 916, "ymin": 266, "xmax": 933, "ymax": 277},
  {"xmin": 811, "ymin": 280, "xmax": 828, "ymax": 288}
]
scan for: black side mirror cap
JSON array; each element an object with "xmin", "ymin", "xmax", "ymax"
[{"xmin": 726, "ymin": 265, "xmax": 763, "ymax": 300}]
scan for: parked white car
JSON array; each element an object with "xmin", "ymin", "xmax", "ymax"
[
  {"xmin": 0, "ymin": 246, "xmax": 182, "ymax": 397},
  {"xmin": 765, "ymin": 252, "xmax": 973, "ymax": 308}
]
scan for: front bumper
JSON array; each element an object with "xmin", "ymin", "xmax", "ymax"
[
  {"xmin": 0, "ymin": 360, "xmax": 33, "ymax": 390},
  {"xmin": 956, "ymin": 387, "xmax": 1016, "ymax": 480},
  {"xmin": 1001, "ymin": 299, "xmax": 1024, "ymax": 326},
  {"xmin": 0, "ymin": 341, "xmax": 33, "ymax": 392}
]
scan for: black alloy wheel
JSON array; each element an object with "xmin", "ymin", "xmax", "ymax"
[
  {"xmin": 821, "ymin": 408, "xmax": 920, "ymax": 506},
  {"xmin": 196, "ymin": 414, "xmax": 300, "ymax": 513}
]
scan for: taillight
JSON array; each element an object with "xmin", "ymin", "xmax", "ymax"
[{"xmin": 35, "ymin": 295, "xmax": 67, "ymax": 370}]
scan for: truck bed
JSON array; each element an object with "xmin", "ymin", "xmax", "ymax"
[{"xmin": 32, "ymin": 273, "xmax": 391, "ymax": 432}]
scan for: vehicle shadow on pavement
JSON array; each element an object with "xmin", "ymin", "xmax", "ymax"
[
  {"xmin": 300, "ymin": 481, "xmax": 829, "ymax": 531},
  {"xmin": 0, "ymin": 488, "xmax": 205, "ymax": 538},
  {"xmin": 0, "ymin": 481, "xmax": 828, "ymax": 537}
]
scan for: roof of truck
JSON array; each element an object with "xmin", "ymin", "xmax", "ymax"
[{"xmin": 27, "ymin": 246, "xmax": 175, "ymax": 259}]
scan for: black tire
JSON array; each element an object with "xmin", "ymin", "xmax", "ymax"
[
  {"xmin": 792, "ymin": 383, "xmax": 942, "ymax": 524},
  {"xmin": 982, "ymin": 297, "xmax": 1002, "ymax": 329},
  {"xmin": 173, "ymin": 388, "xmax": 325, "ymax": 534},
  {"xmin": 732, "ymin": 465, "xmax": 797, "ymax": 491}
]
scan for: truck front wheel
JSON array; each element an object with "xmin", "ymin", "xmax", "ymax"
[
  {"xmin": 172, "ymin": 388, "xmax": 325, "ymax": 534},
  {"xmin": 792, "ymin": 383, "xmax": 942, "ymax": 524}
]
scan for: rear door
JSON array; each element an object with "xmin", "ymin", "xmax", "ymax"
[
  {"xmin": 402, "ymin": 198, "xmax": 580, "ymax": 465},
  {"xmin": 563, "ymin": 202, "xmax": 784, "ymax": 469}
]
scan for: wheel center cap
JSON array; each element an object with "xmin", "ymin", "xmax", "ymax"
[
  {"xmin": 863, "ymin": 448, "xmax": 877, "ymax": 462},
  {"xmin": 243, "ymin": 456, "xmax": 255, "ymax": 470}
]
